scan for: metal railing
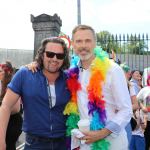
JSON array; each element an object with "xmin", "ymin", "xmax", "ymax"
[{"xmin": 97, "ymin": 33, "xmax": 150, "ymax": 71}]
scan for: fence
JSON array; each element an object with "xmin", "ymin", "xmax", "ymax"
[
  {"xmin": 0, "ymin": 34, "xmax": 150, "ymax": 71},
  {"xmin": 97, "ymin": 33, "xmax": 150, "ymax": 71}
]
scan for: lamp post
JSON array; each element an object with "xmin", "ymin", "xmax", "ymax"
[{"xmin": 77, "ymin": 0, "xmax": 81, "ymax": 24}]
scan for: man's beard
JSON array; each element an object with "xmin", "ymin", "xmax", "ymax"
[
  {"xmin": 45, "ymin": 63, "xmax": 62, "ymax": 74},
  {"xmin": 79, "ymin": 52, "xmax": 93, "ymax": 61},
  {"xmin": 46, "ymin": 67, "xmax": 61, "ymax": 74},
  {"xmin": 78, "ymin": 48, "xmax": 93, "ymax": 61}
]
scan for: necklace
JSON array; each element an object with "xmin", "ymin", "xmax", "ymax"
[{"xmin": 64, "ymin": 47, "xmax": 112, "ymax": 150}]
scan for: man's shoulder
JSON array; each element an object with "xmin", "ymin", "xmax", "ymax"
[
  {"xmin": 14, "ymin": 66, "xmax": 28, "ymax": 76},
  {"xmin": 18, "ymin": 66, "xmax": 40, "ymax": 74},
  {"xmin": 16, "ymin": 67, "xmax": 42, "ymax": 79},
  {"xmin": 108, "ymin": 60, "xmax": 122, "ymax": 73},
  {"xmin": 19, "ymin": 66, "xmax": 29, "ymax": 72}
]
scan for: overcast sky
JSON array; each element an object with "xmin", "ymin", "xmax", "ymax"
[{"xmin": 0, "ymin": 0, "xmax": 150, "ymax": 50}]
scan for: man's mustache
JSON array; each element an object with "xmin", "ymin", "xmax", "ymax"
[{"xmin": 78, "ymin": 48, "xmax": 89, "ymax": 52}]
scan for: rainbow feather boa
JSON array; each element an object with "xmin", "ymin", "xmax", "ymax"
[{"xmin": 64, "ymin": 47, "xmax": 112, "ymax": 150}]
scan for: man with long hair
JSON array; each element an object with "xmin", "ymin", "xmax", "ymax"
[{"xmin": 0, "ymin": 37, "xmax": 70, "ymax": 150}]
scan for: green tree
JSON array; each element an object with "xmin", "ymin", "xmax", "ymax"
[
  {"xmin": 96, "ymin": 31, "xmax": 121, "ymax": 53},
  {"xmin": 126, "ymin": 34, "xmax": 148, "ymax": 54},
  {"xmin": 97, "ymin": 32, "xmax": 148, "ymax": 55}
]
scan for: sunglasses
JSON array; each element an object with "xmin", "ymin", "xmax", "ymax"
[{"xmin": 45, "ymin": 51, "xmax": 65, "ymax": 60}]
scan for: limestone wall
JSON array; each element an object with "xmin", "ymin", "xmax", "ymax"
[
  {"xmin": 0, "ymin": 48, "xmax": 149, "ymax": 71},
  {"xmin": 0, "ymin": 48, "xmax": 33, "ymax": 68}
]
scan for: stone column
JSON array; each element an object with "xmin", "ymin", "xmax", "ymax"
[{"xmin": 31, "ymin": 13, "xmax": 62, "ymax": 58}]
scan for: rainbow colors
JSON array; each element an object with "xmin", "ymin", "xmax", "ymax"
[{"xmin": 64, "ymin": 47, "xmax": 112, "ymax": 150}]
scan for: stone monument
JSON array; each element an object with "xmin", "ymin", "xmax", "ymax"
[{"xmin": 31, "ymin": 13, "xmax": 62, "ymax": 58}]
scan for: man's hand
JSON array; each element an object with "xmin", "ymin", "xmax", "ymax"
[
  {"xmin": 25, "ymin": 62, "xmax": 38, "ymax": 73},
  {"xmin": 80, "ymin": 128, "xmax": 111, "ymax": 144}
]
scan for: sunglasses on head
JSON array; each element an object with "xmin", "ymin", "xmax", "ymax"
[{"xmin": 45, "ymin": 51, "xmax": 65, "ymax": 60}]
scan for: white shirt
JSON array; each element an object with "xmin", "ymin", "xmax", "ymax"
[
  {"xmin": 137, "ymin": 86, "xmax": 150, "ymax": 121},
  {"xmin": 77, "ymin": 62, "xmax": 132, "ymax": 134},
  {"xmin": 72, "ymin": 61, "xmax": 132, "ymax": 150},
  {"xmin": 47, "ymin": 84, "xmax": 56, "ymax": 108}
]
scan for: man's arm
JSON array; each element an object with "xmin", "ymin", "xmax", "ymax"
[
  {"xmin": 108, "ymin": 65, "xmax": 132, "ymax": 129},
  {"xmin": 81, "ymin": 65, "xmax": 132, "ymax": 143},
  {"xmin": 11, "ymin": 99, "xmax": 21, "ymax": 114},
  {"xmin": 82, "ymin": 128, "xmax": 112, "ymax": 144},
  {"xmin": 0, "ymin": 88, "xmax": 20, "ymax": 150}
]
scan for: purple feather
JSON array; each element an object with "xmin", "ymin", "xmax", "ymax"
[
  {"xmin": 67, "ymin": 67, "xmax": 79, "ymax": 78},
  {"xmin": 88, "ymin": 101, "xmax": 106, "ymax": 124}
]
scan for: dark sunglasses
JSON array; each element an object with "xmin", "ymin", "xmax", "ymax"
[{"xmin": 45, "ymin": 51, "xmax": 65, "ymax": 60}]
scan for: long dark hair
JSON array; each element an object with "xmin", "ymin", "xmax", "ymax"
[
  {"xmin": 35, "ymin": 37, "xmax": 70, "ymax": 70},
  {"xmin": 0, "ymin": 61, "xmax": 14, "ymax": 102}
]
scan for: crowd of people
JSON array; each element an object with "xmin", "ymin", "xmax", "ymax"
[
  {"xmin": 120, "ymin": 63, "xmax": 150, "ymax": 150},
  {"xmin": 0, "ymin": 24, "xmax": 149, "ymax": 150}
]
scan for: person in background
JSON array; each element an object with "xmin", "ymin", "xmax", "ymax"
[
  {"xmin": 110, "ymin": 49, "xmax": 121, "ymax": 65},
  {"xmin": 137, "ymin": 74, "xmax": 150, "ymax": 150},
  {"xmin": 138, "ymin": 71, "xmax": 143, "ymax": 89},
  {"xmin": 129, "ymin": 107, "xmax": 147, "ymax": 150},
  {"xmin": 0, "ymin": 38, "xmax": 70, "ymax": 150},
  {"xmin": 120, "ymin": 64, "xmax": 139, "ymax": 110},
  {"xmin": 64, "ymin": 25, "xmax": 132, "ymax": 150},
  {"xmin": 130, "ymin": 70, "xmax": 142, "ymax": 95},
  {"xmin": 120, "ymin": 63, "xmax": 139, "ymax": 147},
  {"xmin": 0, "ymin": 61, "xmax": 22, "ymax": 150}
]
